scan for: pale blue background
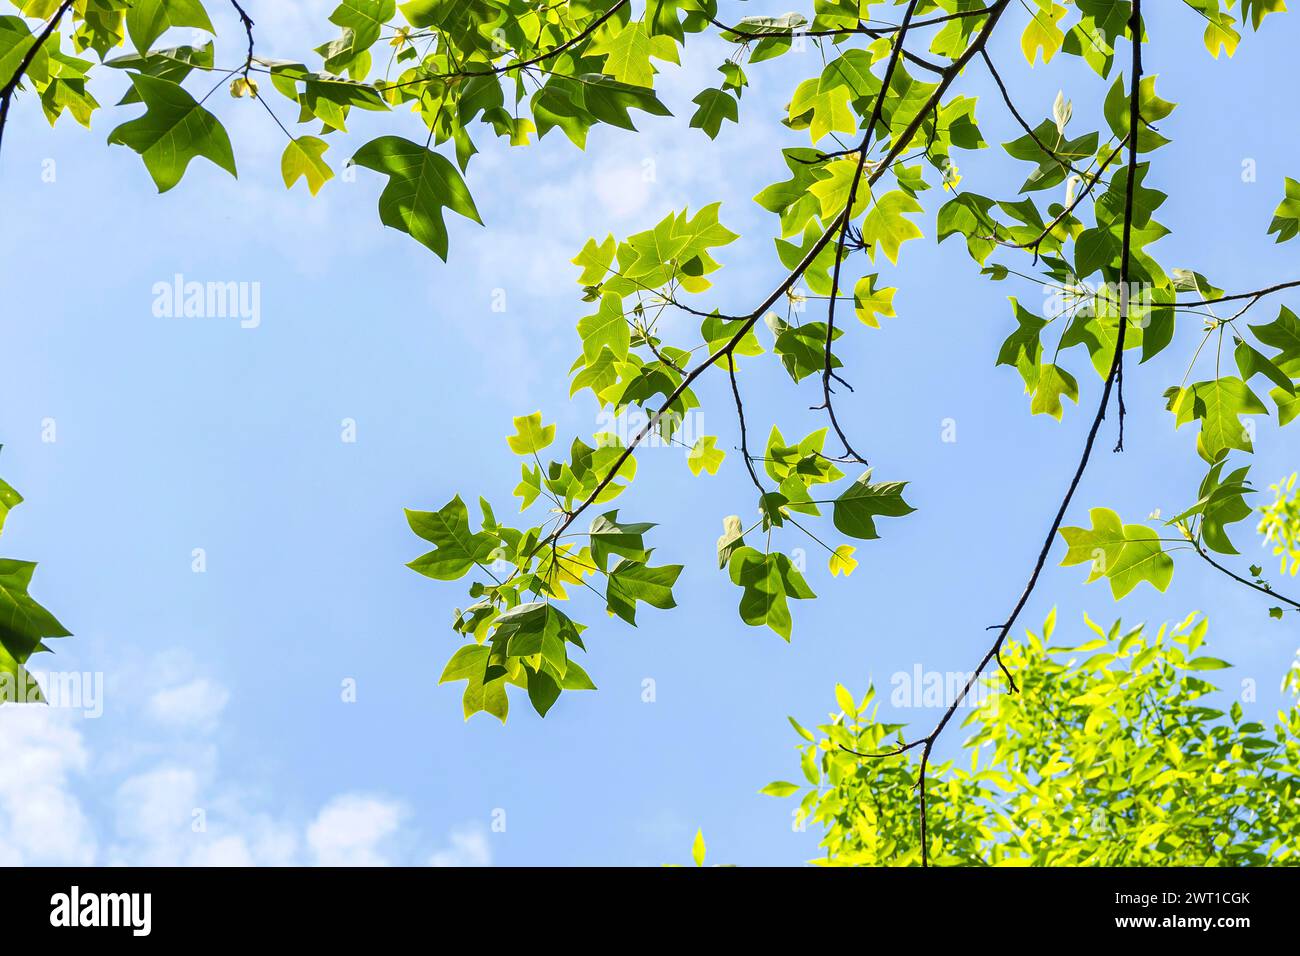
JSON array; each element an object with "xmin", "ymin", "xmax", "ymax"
[{"xmin": 1, "ymin": 1, "xmax": 1297, "ymax": 865}]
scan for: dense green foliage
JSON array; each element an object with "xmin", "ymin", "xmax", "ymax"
[
  {"xmin": 767, "ymin": 610, "xmax": 1300, "ymax": 865},
  {"xmin": 5, "ymin": 0, "xmax": 1300, "ymax": 865}
]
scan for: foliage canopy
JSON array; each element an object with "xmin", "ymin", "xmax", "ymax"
[{"xmin": 4, "ymin": 0, "xmax": 1300, "ymax": 864}]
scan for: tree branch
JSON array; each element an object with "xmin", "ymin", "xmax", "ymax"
[
  {"xmin": 840, "ymin": 0, "xmax": 1145, "ymax": 867},
  {"xmin": 819, "ymin": 0, "xmax": 923, "ymax": 467},
  {"xmin": 527, "ymin": 0, "xmax": 1012, "ymax": 563},
  {"xmin": 387, "ymin": 0, "xmax": 629, "ymax": 87},
  {"xmin": 0, "ymin": 0, "xmax": 74, "ymax": 162},
  {"xmin": 229, "ymin": 0, "xmax": 256, "ymax": 80},
  {"xmin": 1195, "ymin": 545, "xmax": 1300, "ymax": 611}
]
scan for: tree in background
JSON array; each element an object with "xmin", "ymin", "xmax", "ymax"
[
  {"xmin": 767, "ymin": 608, "xmax": 1300, "ymax": 865},
  {"xmin": 4, "ymin": 0, "xmax": 1300, "ymax": 864}
]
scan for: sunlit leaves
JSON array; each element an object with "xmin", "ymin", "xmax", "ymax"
[
  {"xmin": 1020, "ymin": 0, "xmax": 1066, "ymax": 66},
  {"xmin": 784, "ymin": 611, "xmax": 1300, "ymax": 865},
  {"xmin": 1258, "ymin": 473, "xmax": 1300, "ymax": 576},
  {"xmin": 349, "ymin": 136, "xmax": 481, "ymax": 259},
  {"xmin": 809, "ymin": 158, "xmax": 871, "ymax": 220},
  {"xmin": 1030, "ymin": 363, "xmax": 1079, "ymax": 420},
  {"xmin": 406, "ymin": 496, "xmax": 499, "ymax": 580},
  {"xmin": 862, "ymin": 190, "xmax": 923, "ymax": 264},
  {"xmin": 438, "ymin": 600, "xmax": 596, "ymax": 721},
  {"xmin": 577, "ymin": 293, "xmax": 630, "ymax": 362},
  {"xmin": 1060, "ymin": 508, "xmax": 1174, "ymax": 598},
  {"xmin": 588, "ymin": 20, "xmax": 678, "ymax": 88},
  {"xmin": 106, "ymin": 74, "xmax": 236, "ymax": 193},
  {"xmin": 828, "ymin": 544, "xmax": 857, "ymax": 577},
  {"xmin": 281, "ymin": 136, "xmax": 333, "ymax": 195},
  {"xmin": 853, "ymin": 274, "xmax": 896, "ymax": 328},
  {"xmin": 687, "ymin": 435, "xmax": 724, "ymax": 476},
  {"xmin": 1002, "ymin": 121, "xmax": 1098, "ymax": 194},
  {"xmin": 506, "ymin": 412, "xmax": 556, "ymax": 455},
  {"xmin": 755, "ymin": 148, "xmax": 825, "ymax": 238},
  {"xmin": 1103, "ymin": 74, "xmax": 1176, "ymax": 152},
  {"xmin": 788, "ymin": 75, "xmax": 855, "ymax": 143},
  {"xmin": 769, "ymin": 314, "xmax": 842, "ymax": 383},
  {"xmin": 1165, "ymin": 377, "xmax": 1267, "ymax": 462}
]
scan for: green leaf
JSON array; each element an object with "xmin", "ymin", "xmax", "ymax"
[
  {"xmin": 687, "ymin": 436, "xmax": 725, "ymax": 476},
  {"xmin": 588, "ymin": 511, "xmax": 653, "ymax": 571},
  {"xmin": 1234, "ymin": 339, "xmax": 1294, "ymax": 395},
  {"xmin": 406, "ymin": 496, "xmax": 499, "ymax": 580},
  {"xmin": 833, "ymin": 472, "xmax": 915, "ymax": 540},
  {"xmin": 1249, "ymin": 305, "xmax": 1300, "ymax": 377},
  {"xmin": 506, "ymin": 411, "xmax": 555, "ymax": 455},
  {"xmin": 0, "ymin": 558, "xmax": 71, "ymax": 670},
  {"xmin": 787, "ymin": 715, "xmax": 815, "ymax": 742},
  {"xmin": 691, "ymin": 829, "xmax": 706, "ymax": 866},
  {"xmin": 1060, "ymin": 508, "xmax": 1174, "ymax": 598},
  {"xmin": 318, "ymin": 0, "xmax": 396, "ymax": 74},
  {"xmin": 760, "ymin": 781, "xmax": 801, "ymax": 797},
  {"xmin": 828, "ymin": 544, "xmax": 857, "ymax": 577},
  {"xmin": 1267, "ymin": 177, "xmax": 1300, "ymax": 243},
  {"xmin": 853, "ymin": 274, "xmax": 896, "ymax": 328},
  {"xmin": 1030, "ymin": 363, "xmax": 1079, "ymax": 420},
  {"xmin": 689, "ymin": 88, "xmax": 738, "ymax": 139},
  {"xmin": 606, "ymin": 559, "xmax": 682, "ymax": 625},
  {"xmin": 862, "ymin": 190, "xmax": 923, "ymax": 264},
  {"xmin": 1021, "ymin": 1, "xmax": 1066, "ymax": 65},
  {"xmin": 281, "ymin": 136, "xmax": 334, "ymax": 196},
  {"xmin": 126, "ymin": 0, "xmax": 214, "ymax": 55},
  {"xmin": 577, "ymin": 293, "xmax": 630, "ymax": 362},
  {"xmin": 1168, "ymin": 457, "xmax": 1254, "ymax": 555},
  {"xmin": 349, "ymin": 136, "xmax": 481, "ymax": 259},
  {"xmin": 1103, "ymin": 74, "xmax": 1176, "ymax": 152},
  {"xmin": 834, "ymin": 682, "xmax": 856, "ymax": 715},
  {"xmin": 809, "ymin": 158, "xmax": 872, "ymax": 221},
  {"xmin": 587, "ymin": 20, "xmax": 676, "ymax": 88},
  {"xmin": 727, "ymin": 546, "xmax": 815, "ymax": 641},
  {"xmin": 0, "ymin": 476, "xmax": 22, "ymax": 536},
  {"xmin": 1166, "ymin": 377, "xmax": 1267, "ymax": 462},
  {"xmin": 107, "ymin": 74, "xmax": 237, "ymax": 193},
  {"xmin": 526, "ymin": 666, "xmax": 561, "ymax": 717}
]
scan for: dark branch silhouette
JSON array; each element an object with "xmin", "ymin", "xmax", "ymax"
[{"xmin": 0, "ymin": 0, "xmax": 74, "ymax": 161}]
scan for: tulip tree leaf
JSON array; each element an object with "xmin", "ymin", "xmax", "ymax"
[
  {"xmin": 1060, "ymin": 508, "xmax": 1174, "ymax": 598},
  {"xmin": 349, "ymin": 136, "xmax": 482, "ymax": 259},
  {"xmin": 106, "ymin": 74, "xmax": 237, "ymax": 193}
]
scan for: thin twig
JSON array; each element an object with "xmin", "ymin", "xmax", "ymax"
[
  {"xmin": 0, "ymin": 0, "xmax": 74, "ymax": 161},
  {"xmin": 818, "ymin": 0, "xmax": 924, "ymax": 467}
]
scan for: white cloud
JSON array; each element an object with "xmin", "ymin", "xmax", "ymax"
[
  {"xmin": 428, "ymin": 824, "xmax": 492, "ymax": 867},
  {"xmin": 146, "ymin": 677, "xmax": 230, "ymax": 731},
  {"xmin": 0, "ymin": 706, "xmax": 95, "ymax": 866},
  {"xmin": 307, "ymin": 794, "xmax": 406, "ymax": 867},
  {"xmin": 0, "ymin": 667, "xmax": 491, "ymax": 867}
]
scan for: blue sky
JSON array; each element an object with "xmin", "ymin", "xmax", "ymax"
[{"xmin": 1, "ymin": 1, "xmax": 1297, "ymax": 866}]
